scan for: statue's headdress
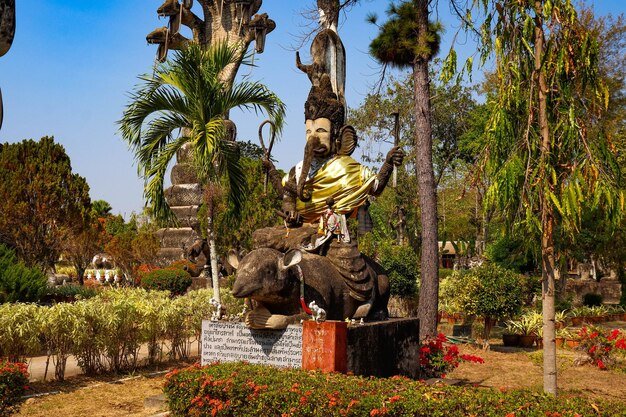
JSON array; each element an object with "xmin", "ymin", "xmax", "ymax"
[{"xmin": 304, "ymin": 74, "xmax": 344, "ymax": 137}]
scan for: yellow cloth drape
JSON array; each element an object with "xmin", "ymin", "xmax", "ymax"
[{"xmin": 291, "ymin": 156, "xmax": 376, "ymax": 223}]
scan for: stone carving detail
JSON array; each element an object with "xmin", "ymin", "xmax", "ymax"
[
  {"xmin": 0, "ymin": 0, "xmax": 14, "ymax": 57},
  {"xmin": 0, "ymin": 0, "xmax": 15, "ymax": 130},
  {"xmin": 157, "ymin": 143, "xmax": 201, "ymax": 264}
]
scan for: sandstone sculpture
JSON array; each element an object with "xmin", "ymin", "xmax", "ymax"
[
  {"xmin": 0, "ymin": 0, "xmax": 15, "ymax": 130},
  {"xmin": 230, "ymin": 3, "xmax": 404, "ymax": 328},
  {"xmin": 230, "ymin": 245, "xmax": 390, "ymax": 329}
]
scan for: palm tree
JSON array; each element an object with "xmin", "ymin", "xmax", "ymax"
[
  {"xmin": 119, "ymin": 42, "xmax": 285, "ymax": 304},
  {"xmin": 368, "ymin": 0, "xmax": 441, "ymax": 339},
  {"xmin": 92, "ymin": 200, "xmax": 113, "ymax": 218}
]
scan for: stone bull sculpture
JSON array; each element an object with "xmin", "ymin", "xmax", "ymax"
[{"xmin": 229, "ymin": 246, "xmax": 390, "ymax": 329}]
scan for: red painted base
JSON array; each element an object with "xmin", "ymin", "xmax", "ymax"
[{"xmin": 301, "ymin": 320, "xmax": 347, "ymax": 373}]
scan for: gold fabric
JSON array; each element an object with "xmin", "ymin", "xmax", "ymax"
[{"xmin": 290, "ymin": 156, "xmax": 376, "ymax": 223}]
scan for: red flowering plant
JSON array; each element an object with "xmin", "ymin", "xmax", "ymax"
[
  {"xmin": 574, "ymin": 327, "xmax": 626, "ymax": 370},
  {"xmin": 0, "ymin": 361, "xmax": 29, "ymax": 416},
  {"xmin": 419, "ymin": 333, "xmax": 484, "ymax": 379}
]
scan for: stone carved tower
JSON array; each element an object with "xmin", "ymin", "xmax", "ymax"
[
  {"xmin": 146, "ymin": 0, "xmax": 275, "ymax": 265},
  {"xmin": 156, "ymin": 143, "xmax": 204, "ymax": 264}
]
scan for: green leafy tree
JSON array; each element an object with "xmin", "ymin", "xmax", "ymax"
[
  {"xmin": 104, "ymin": 225, "xmax": 160, "ymax": 283},
  {"xmin": 119, "ymin": 42, "xmax": 285, "ymax": 303},
  {"xmin": 440, "ymin": 263, "xmax": 523, "ymax": 339},
  {"xmin": 368, "ymin": 1, "xmax": 442, "ymax": 338},
  {"xmin": 214, "ymin": 150, "xmax": 283, "ymax": 253},
  {"xmin": 92, "ymin": 200, "xmax": 112, "ymax": 218},
  {"xmin": 0, "ymin": 243, "xmax": 47, "ymax": 303},
  {"xmin": 350, "ymin": 73, "xmax": 483, "ymax": 250},
  {"xmin": 0, "ymin": 137, "xmax": 91, "ymax": 270},
  {"xmin": 454, "ymin": 0, "xmax": 624, "ymax": 394},
  {"xmin": 62, "ymin": 211, "xmax": 103, "ymax": 285}
]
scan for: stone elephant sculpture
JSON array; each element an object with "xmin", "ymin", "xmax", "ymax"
[
  {"xmin": 184, "ymin": 238, "xmax": 241, "ymax": 278},
  {"xmin": 92, "ymin": 253, "xmax": 114, "ymax": 270},
  {"xmin": 230, "ymin": 247, "xmax": 390, "ymax": 329}
]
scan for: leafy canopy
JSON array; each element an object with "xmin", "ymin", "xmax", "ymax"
[
  {"xmin": 368, "ymin": 1, "xmax": 442, "ymax": 67},
  {"xmin": 119, "ymin": 42, "xmax": 285, "ymax": 222},
  {"xmin": 0, "ymin": 137, "xmax": 91, "ymax": 270}
]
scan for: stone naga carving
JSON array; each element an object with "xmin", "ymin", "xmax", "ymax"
[
  {"xmin": 0, "ymin": 0, "xmax": 14, "ymax": 57},
  {"xmin": 0, "ymin": 0, "xmax": 15, "ymax": 130},
  {"xmin": 230, "ymin": 246, "xmax": 390, "ymax": 329}
]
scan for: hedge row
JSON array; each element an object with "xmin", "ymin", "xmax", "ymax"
[
  {"xmin": 164, "ymin": 362, "xmax": 626, "ymax": 417},
  {"xmin": 0, "ymin": 288, "xmax": 243, "ymax": 380}
]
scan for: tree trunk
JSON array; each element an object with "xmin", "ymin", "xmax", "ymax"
[
  {"xmin": 206, "ymin": 198, "xmax": 221, "ymax": 306},
  {"xmin": 535, "ymin": 0, "xmax": 557, "ymax": 395},
  {"xmin": 414, "ymin": 0, "xmax": 439, "ymax": 340}
]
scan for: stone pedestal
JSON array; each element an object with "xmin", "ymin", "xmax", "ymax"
[
  {"xmin": 302, "ymin": 318, "xmax": 420, "ymax": 378},
  {"xmin": 346, "ymin": 318, "xmax": 420, "ymax": 378},
  {"xmin": 302, "ymin": 321, "xmax": 347, "ymax": 373}
]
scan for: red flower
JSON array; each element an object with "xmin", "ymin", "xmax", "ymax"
[
  {"xmin": 608, "ymin": 329, "xmax": 621, "ymax": 341},
  {"xmin": 596, "ymin": 359, "xmax": 606, "ymax": 370}
]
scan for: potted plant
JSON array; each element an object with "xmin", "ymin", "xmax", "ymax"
[
  {"xmin": 502, "ymin": 320, "xmax": 521, "ymax": 347},
  {"xmin": 568, "ymin": 306, "xmax": 590, "ymax": 326},
  {"xmin": 516, "ymin": 312, "xmax": 542, "ymax": 348},
  {"xmin": 555, "ymin": 310, "xmax": 567, "ymax": 329},
  {"xmin": 555, "ymin": 327, "xmax": 571, "ymax": 349}
]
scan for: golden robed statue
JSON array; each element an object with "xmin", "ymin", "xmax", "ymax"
[{"xmin": 264, "ymin": 75, "xmax": 404, "ymax": 239}]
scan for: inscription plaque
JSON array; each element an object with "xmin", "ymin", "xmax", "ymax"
[{"xmin": 201, "ymin": 321, "xmax": 303, "ymax": 368}]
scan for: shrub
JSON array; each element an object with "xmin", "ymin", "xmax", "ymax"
[
  {"xmin": 55, "ymin": 265, "xmax": 77, "ymax": 278},
  {"xmin": 0, "ymin": 303, "xmax": 41, "ymax": 362},
  {"xmin": 164, "ymin": 362, "xmax": 626, "ymax": 417},
  {"xmin": 419, "ymin": 333, "xmax": 483, "ymax": 378},
  {"xmin": 46, "ymin": 284, "xmax": 97, "ymax": 302},
  {"xmin": 0, "ymin": 361, "xmax": 29, "ymax": 416},
  {"xmin": 574, "ymin": 327, "xmax": 626, "ymax": 370},
  {"xmin": 377, "ymin": 240, "xmax": 418, "ymax": 297},
  {"xmin": 440, "ymin": 263, "xmax": 523, "ymax": 339},
  {"xmin": 0, "ymin": 287, "xmax": 238, "ymax": 378},
  {"xmin": 140, "ymin": 267, "xmax": 192, "ymax": 295},
  {"xmin": 0, "ymin": 244, "xmax": 47, "ymax": 303}
]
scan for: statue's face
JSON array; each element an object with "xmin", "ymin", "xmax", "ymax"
[{"xmin": 305, "ymin": 117, "xmax": 333, "ymax": 158}]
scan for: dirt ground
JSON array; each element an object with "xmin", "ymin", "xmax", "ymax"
[
  {"xmin": 17, "ymin": 373, "xmax": 168, "ymax": 417},
  {"xmin": 16, "ymin": 341, "xmax": 626, "ymax": 415},
  {"xmin": 449, "ymin": 344, "xmax": 626, "ymax": 403}
]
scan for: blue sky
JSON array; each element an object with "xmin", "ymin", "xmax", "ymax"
[{"xmin": 0, "ymin": 0, "xmax": 623, "ymax": 218}]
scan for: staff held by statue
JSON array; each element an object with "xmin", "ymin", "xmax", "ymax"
[
  {"xmin": 390, "ymin": 111, "xmax": 400, "ymax": 189},
  {"xmin": 258, "ymin": 119, "xmax": 276, "ymax": 195}
]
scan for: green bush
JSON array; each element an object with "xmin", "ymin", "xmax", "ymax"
[
  {"xmin": 440, "ymin": 263, "xmax": 523, "ymax": 339},
  {"xmin": 0, "ymin": 303, "xmax": 41, "ymax": 362},
  {"xmin": 140, "ymin": 267, "xmax": 192, "ymax": 295},
  {"xmin": 0, "ymin": 361, "xmax": 29, "ymax": 416},
  {"xmin": 0, "ymin": 287, "xmax": 232, "ymax": 380},
  {"xmin": 164, "ymin": 362, "xmax": 626, "ymax": 417},
  {"xmin": 46, "ymin": 284, "xmax": 97, "ymax": 302},
  {"xmin": 377, "ymin": 240, "xmax": 418, "ymax": 297},
  {"xmin": 0, "ymin": 244, "xmax": 47, "ymax": 303},
  {"xmin": 485, "ymin": 235, "xmax": 538, "ymax": 273}
]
